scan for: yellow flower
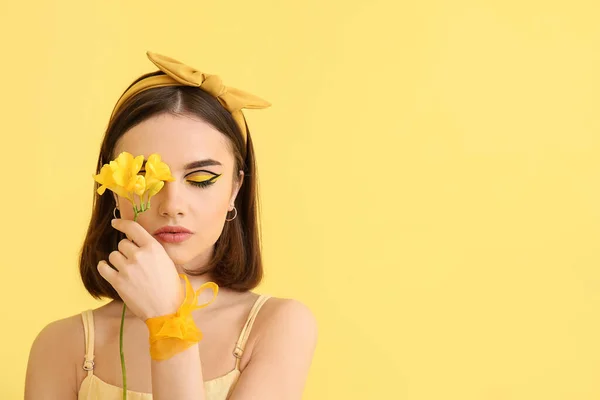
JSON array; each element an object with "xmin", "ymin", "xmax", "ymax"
[
  {"xmin": 93, "ymin": 152, "xmax": 147, "ymax": 205},
  {"xmin": 143, "ymin": 154, "xmax": 175, "ymax": 206},
  {"xmin": 93, "ymin": 151, "xmax": 175, "ymax": 218},
  {"xmin": 94, "ymin": 152, "xmax": 146, "ymax": 204},
  {"xmin": 110, "ymin": 152, "xmax": 146, "ymax": 200},
  {"xmin": 94, "ymin": 164, "xmax": 126, "ymax": 197}
]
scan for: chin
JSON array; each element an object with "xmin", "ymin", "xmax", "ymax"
[
  {"xmin": 164, "ymin": 253, "xmax": 195, "ymax": 266},
  {"xmin": 162, "ymin": 245, "xmax": 209, "ymax": 267}
]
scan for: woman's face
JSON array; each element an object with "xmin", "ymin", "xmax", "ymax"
[{"xmin": 112, "ymin": 112, "xmax": 243, "ymax": 271}]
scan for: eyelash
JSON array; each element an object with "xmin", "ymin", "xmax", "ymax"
[{"xmin": 187, "ymin": 179, "xmax": 216, "ymax": 188}]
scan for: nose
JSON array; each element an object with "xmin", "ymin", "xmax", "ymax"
[{"xmin": 155, "ymin": 181, "xmax": 185, "ymax": 218}]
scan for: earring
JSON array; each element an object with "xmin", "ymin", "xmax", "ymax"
[
  {"xmin": 113, "ymin": 206, "xmax": 120, "ymax": 219},
  {"xmin": 226, "ymin": 206, "xmax": 237, "ymax": 221}
]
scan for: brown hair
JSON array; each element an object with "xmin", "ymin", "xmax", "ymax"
[{"xmin": 79, "ymin": 71, "xmax": 263, "ymax": 301}]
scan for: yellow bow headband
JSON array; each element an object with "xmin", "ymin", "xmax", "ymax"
[{"xmin": 110, "ymin": 51, "xmax": 271, "ymax": 143}]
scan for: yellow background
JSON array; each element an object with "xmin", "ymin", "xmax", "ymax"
[{"xmin": 1, "ymin": 0, "xmax": 599, "ymax": 399}]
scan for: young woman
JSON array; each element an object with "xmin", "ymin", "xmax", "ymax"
[{"xmin": 24, "ymin": 51, "xmax": 318, "ymax": 400}]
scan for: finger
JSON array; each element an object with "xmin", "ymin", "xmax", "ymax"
[
  {"xmin": 111, "ymin": 219, "xmax": 153, "ymax": 248},
  {"xmin": 97, "ymin": 260, "xmax": 119, "ymax": 285},
  {"xmin": 108, "ymin": 250, "xmax": 128, "ymax": 271},
  {"xmin": 118, "ymin": 238, "xmax": 139, "ymax": 259}
]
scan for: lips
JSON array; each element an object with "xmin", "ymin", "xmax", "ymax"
[
  {"xmin": 153, "ymin": 226, "xmax": 192, "ymax": 235},
  {"xmin": 153, "ymin": 226, "xmax": 193, "ymax": 244}
]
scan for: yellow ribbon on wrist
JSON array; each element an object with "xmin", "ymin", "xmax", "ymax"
[{"xmin": 145, "ymin": 274, "xmax": 219, "ymax": 361}]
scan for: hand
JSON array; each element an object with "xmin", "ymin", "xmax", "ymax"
[{"xmin": 97, "ymin": 219, "xmax": 184, "ymax": 320}]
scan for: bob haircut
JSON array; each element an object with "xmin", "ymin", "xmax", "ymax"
[{"xmin": 79, "ymin": 71, "xmax": 263, "ymax": 301}]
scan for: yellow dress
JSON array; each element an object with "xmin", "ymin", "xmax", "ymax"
[{"xmin": 78, "ymin": 295, "xmax": 271, "ymax": 400}]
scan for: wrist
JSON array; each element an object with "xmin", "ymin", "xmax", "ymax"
[
  {"xmin": 143, "ymin": 306, "xmax": 179, "ymax": 321},
  {"xmin": 145, "ymin": 312, "xmax": 202, "ymax": 361},
  {"xmin": 142, "ymin": 275, "xmax": 219, "ymax": 361}
]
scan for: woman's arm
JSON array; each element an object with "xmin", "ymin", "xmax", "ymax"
[
  {"xmin": 229, "ymin": 299, "xmax": 318, "ymax": 400},
  {"xmin": 151, "ymin": 342, "xmax": 205, "ymax": 400},
  {"xmin": 24, "ymin": 319, "xmax": 79, "ymax": 400}
]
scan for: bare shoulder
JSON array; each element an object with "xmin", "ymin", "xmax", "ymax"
[
  {"xmin": 257, "ymin": 297, "xmax": 318, "ymax": 333},
  {"xmin": 24, "ymin": 313, "xmax": 86, "ymax": 399},
  {"xmin": 229, "ymin": 297, "xmax": 318, "ymax": 398},
  {"xmin": 248, "ymin": 296, "xmax": 318, "ymax": 355},
  {"xmin": 30, "ymin": 313, "xmax": 85, "ymax": 357}
]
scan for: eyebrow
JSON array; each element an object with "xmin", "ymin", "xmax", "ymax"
[
  {"xmin": 183, "ymin": 159, "xmax": 222, "ymax": 169},
  {"xmin": 141, "ymin": 158, "xmax": 222, "ymax": 169}
]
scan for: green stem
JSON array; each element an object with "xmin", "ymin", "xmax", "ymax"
[
  {"xmin": 120, "ymin": 302, "xmax": 127, "ymax": 400},
  {"xmin": 119, "ymin": 211, "xmax": 139, "ymax": 400}
]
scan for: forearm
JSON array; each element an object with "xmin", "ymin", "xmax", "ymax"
[{"xmin": 150, "ymin": 343, "xmax": 205, "ymax": 400}]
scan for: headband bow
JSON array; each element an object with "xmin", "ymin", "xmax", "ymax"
[{"xmin": 110, "ymin": 51, "xmax": 271, "ymax": 143}]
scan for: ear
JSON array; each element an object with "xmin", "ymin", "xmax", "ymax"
[{"xmin": 229, "ymin": 170, "xmax": 244, "ymax": 209}]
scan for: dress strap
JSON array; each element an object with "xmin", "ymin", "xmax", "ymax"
[
  {"xmin": 81, "ymin": 309, "xmax": 95, "ymax": 376},
  {"xmin": 233, "ymin": 295, "xmax": 271, "ymax": 369}
]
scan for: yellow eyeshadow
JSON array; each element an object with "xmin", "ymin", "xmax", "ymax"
[{"xmin": 186, "ymin": 174, "xmax": 221, "ymax": 183}]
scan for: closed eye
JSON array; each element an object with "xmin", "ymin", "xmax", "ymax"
[{"xmin": 187, "ymin": 173, "xmax": 222, "ymax": 188}]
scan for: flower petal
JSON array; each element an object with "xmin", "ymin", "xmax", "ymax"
[
  {"xmin": 133, "ymin": 155, "xmax": 144, "ymax": 175},
  {"xmin": 93, "ymin": 164, "xmax": 116, "ymax": 186},
  {"xmin": 111, "ymin": 185, "xmax": 132, "ymax": 200},
  {"xmin": 146, "ymin": 153, "xmax": 175, "ymax": 186},
  {"xmin": 110, "ymin": 160, "xmax": 127, "ymax": 186},
  {"xmin": 146, "ymin": 181, "xmax": 164, "ymax": 200},
  {"xmin": 133, "ymin": 175, "xmax": 146, "ymax": 196}
]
